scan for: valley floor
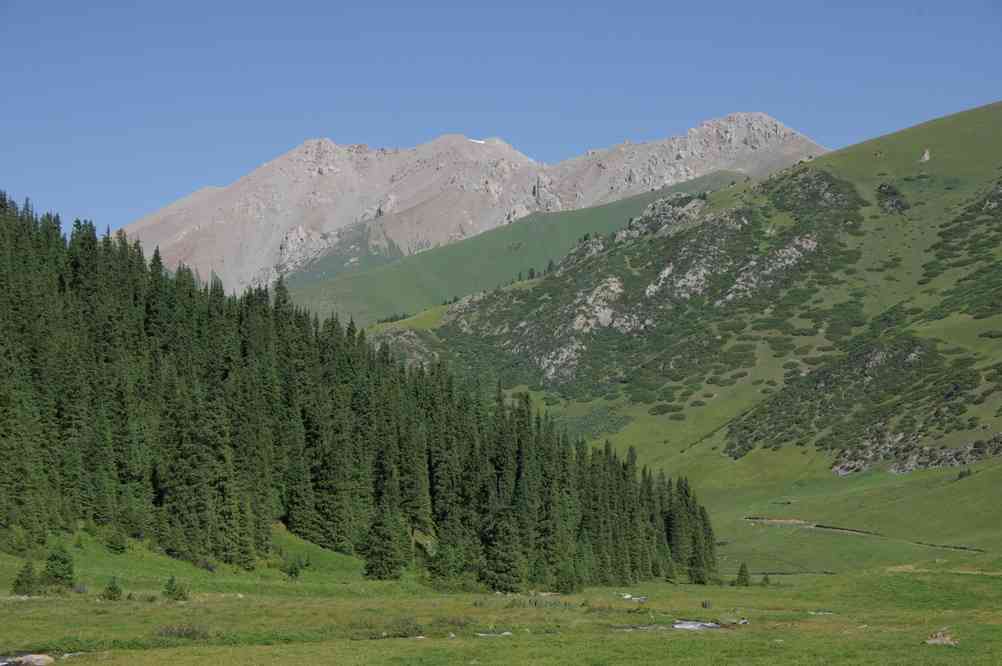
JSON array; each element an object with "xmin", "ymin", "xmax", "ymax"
[{"xmin": 2, "ymin": 529, "xmax": 1001, "ymax": 665}]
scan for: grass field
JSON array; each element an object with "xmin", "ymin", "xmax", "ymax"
[
  {"xmin": 505, "ymin": 386, "xmax": 1002, "ymax": 577},
  {"xmin": 287, "ymin": 171, "xmax": 740, "ymax": 325},
  {"xmin": 3, "ymin": 527, "xmax": 1001, "ymax": 664}
]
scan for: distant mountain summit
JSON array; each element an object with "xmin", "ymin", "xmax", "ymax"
[{"xmin": 125, "ymin": 113, "xmax": 825, "ymax": 290}]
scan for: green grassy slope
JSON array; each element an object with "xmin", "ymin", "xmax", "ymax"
[
  {"xmin": 512, "ymin": 391, "xmax": 1002, "ymax": 576},
  {"xmin": 379, "ymin": 101, "xmax": 1002, "ymax": 574},
  {"xmin": 4, "ymin": 526, "xmax": 1001, "ymax": 664},
  {"xmin": 287, "ymin": 171, "xmax": 740, "ymax": 325}
]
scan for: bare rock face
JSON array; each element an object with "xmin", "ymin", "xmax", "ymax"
[
  {"xmin": 544, "ymin": 112, "xmax": 820, "ymax": 210},
  {"xmin": 832, "ymin": 433, "xmax": 1002, "ymax": 476},
  {"xmin": 125, "ymin": 113, "xmax": 825, "ymax": 291}
]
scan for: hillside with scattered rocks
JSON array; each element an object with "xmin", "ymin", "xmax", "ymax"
[{"xmin": 374, "ymin": 102, "xmax": 1002, "ymax": 476}]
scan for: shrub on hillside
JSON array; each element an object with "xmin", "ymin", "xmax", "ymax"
[
  {"xmin": 105, "ymin": 528, "xmax": 128, "ymax": 554},
  {"xmin": 163, "ymin": 575, "xmax": 190, "ymax": 601},
  {"xmin": 43, "ymin": 545, "xmax": 74, "ymax": 589},
  {"xmin": 101, "ymin": 576, "xmax": 123, "ymax": 601},
  {"xmin": 155, "ymin": 624, "xmax": 210, "ymax": 640},
  {"xmin": 11, "ymin": 560, "xmax": 37, "ymax": 596},
  {"xmin": 281, "ymin": 553, "xmax": 311, "ymax": 581}
]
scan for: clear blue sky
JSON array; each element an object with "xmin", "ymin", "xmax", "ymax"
[{"xmin": 2, "ymin": 0, "xmax": 999, "ymax": 230}]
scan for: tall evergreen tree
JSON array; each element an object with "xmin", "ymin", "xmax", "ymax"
[
  {"xmin": 735, "ymin": 562, "xmax": 751, "ymax": 587},
  {"xmin": 483, "ymin": 507, "xmax": 525, "ymax": 592},
  {"xmin": 0, "ymin": 191, "xmax": 719, "ymax": 587},
  {"xmin": 363, "ymin": 416, "xmax": 410, "ymax": 579}
]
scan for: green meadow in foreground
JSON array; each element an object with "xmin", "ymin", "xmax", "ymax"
[{"xmin": 2, "ymin": 527, "xmax": 1001, "ymax": 664}]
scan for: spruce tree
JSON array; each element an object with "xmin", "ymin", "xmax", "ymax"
[
  {"xmin": 363, "ymin": 499, "xmax": 410, "ymax": 580},
  {"xmin": 668, "ymin": 479, "xmax": 691, "ymax": 570},
  {"xmin": 699, "ymin": 505, "xmax": 717, "ymax": 576},
  {"xmin": 283, "ymin": 408, "xmax": 319, "ymax": 541},
  {"xmin": 0, "ymin": 190, "xmax": 722, "ymax": 588},
  {"xmin": 363, "ymin": 428, "xmax": 410, "ymax": 580},
  {"xmin": 105, "ymin": 527, "xmax": 128, "ymax": 554},
  {"xmin": 101, "ymin": 576, "xmax": 123, "ymax": 601},
  {"xmin": 664, "ymin": 558, "xmax": 678, "ymax": 583},
  {"xmin": 11, "ymin": 560, "xmax": 37, "ymax": 596},
  {"xmin": 234, "ymin": 501, "xmax": 257, "ymax": 571},
  {"xmin": 43, "ymin": 545, "xmax": 74, "ymax": 589},
  {"xmin": 428, "ymin": 516, "xmax": 469, "ymax": 580},
  {"xmin": 399, "ymin": 421, "xmax": 434, "ymax": 536},
  {"xmin": 736, "ymin": 562, "xmax": 751, "ymax": 587},
  {"xmin": 163, "ymin": 575, "xmax": 189, "ymax": 601},
  {"xmin": 689, "ymin": 521, "xmax": 710, "ymax": 585},
  {"xmin": 688, "ymin": 552, "xmax": 709, "ymax": 585},
  {"xmin": 483, "ymin": 507, "xmax": 525, "ymax": 592}
]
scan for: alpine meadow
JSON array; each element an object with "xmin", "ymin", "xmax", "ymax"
[{"xmin": 2, "ymin": 3, "xmax": 1002, "ymax": 663}]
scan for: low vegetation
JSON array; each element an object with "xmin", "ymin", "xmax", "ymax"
[
  {"xmin": 287, "ymin": 172, "xmax": 740, "ymax": 325},
  {"xmin": 1, "ymin": 527, "xmax": 1000, "ymax": 664}
]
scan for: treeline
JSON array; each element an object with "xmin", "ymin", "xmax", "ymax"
[{"xmin": 0, "ymin": 192, "xmax": 717, "ymax": 590}]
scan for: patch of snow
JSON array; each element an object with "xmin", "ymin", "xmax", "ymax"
[{"xmin": 468, "ymin": 139, "xmax": 486, "ymax": 145}]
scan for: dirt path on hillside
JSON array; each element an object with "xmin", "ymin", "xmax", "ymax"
[
  {"xmin": 743, "ymin": 516, "xmax": 987, "ymax": 553},
  {"xmin": 886, "ymin": 564, "xmax": 1002, "ymax": 576}
]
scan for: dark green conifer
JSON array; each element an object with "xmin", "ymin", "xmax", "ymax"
[
  {"xmin": 11, "ymin": 560, "xmax": 37, "ymax": 596},
  {"xmin": 363, "ymin": 428, "xmax": 410, "ymax": 580},
  {"xmin": 105, "ymin": 527, "xmax": 128, "ymax": 554},
  {"xmin": 163, "ymin": 575, "xmax": 189, "ymax": 601},
  {"xmin": 43, "ymin": 545, "xmax": 74, "ymax": 589},
  {"xmin": 664, "ymin": 558, "xmax": 678, "ymax": 583},
  {"xmin": 483, "ymin": 507, "xmax": 525, "ymax": 592},
  {"xmin": 400, "ymin": 422, "xmax": 434, "ymax": 536},
  {"xmin": 733, "ymin": 560, "xmax": 749, "ymax": 588},
  {"xmin": 736, "ymin": 562, "xmax": 751, "ymax": 587},
  {"xmin": 0, "ymin": 191, "xmax": 721, "ymax": 588},
  {"xmin": 363, "ymin": 499, "xmax": 410, "ymax": 580},
  {"xmin": 101, "ymin": 576, "xmax": 123, "ymax": 601}
]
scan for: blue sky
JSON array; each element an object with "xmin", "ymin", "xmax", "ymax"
[{"xmin": 1, "ymin": 0, "xmax": 999, "ymax": 230}]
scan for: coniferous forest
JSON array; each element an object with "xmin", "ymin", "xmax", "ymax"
[{"xmin": 0, "ymin": 192, "xmax": 718, "ymax": 591}]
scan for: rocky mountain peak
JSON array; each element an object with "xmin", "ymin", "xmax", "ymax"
[{"xmin": 125, "ymin": 114, "xmax": 826, "ymax": 291}]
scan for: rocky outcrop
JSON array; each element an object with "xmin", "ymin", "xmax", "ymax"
[
  {"xmin": 832, "ymin": 433, "xmax": 1002, "ymax": 476},
  {"xmin": 367, "ymin": 328, "xmax": 440, "ymax": 369},
  {"xmin": 125, "ymin": 113, "xmax": 825, "ymax": 291},
  {"xmin": 435, "ymin": 184, "xmax": 813, "ymax": 388}
]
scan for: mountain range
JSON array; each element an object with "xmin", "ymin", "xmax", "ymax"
[{"xmin": 125, "ymin": 113, "xmax": 824, "ymax": 291}]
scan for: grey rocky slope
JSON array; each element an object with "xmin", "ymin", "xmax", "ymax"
[{"xmin": 126, "ymin": 113, "xmax": 825, "ymax": 291}]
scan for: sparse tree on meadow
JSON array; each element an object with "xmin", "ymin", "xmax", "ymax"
[{"xmin": 736, "ymin": 562, "xmax": 751, "ymax": 587}]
